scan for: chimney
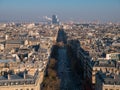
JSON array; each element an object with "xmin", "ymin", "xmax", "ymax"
[
  {"xmin": 114, "ymin": 75, "xmax": 116, "ymax": 79},
  {"xmin": 116, "ymin": 70, "xmax": 119, "ymax": 75},
  {"xmin": 24, "ymin": 72, "xmax": 26, "ymax": 79},
  {"xmin": 8, "ymin": 74, "xmax": 11, "ymax": 80},
  {"xmin": 24, "ymin": 69, "xmax": 27, "ymax": 79}
]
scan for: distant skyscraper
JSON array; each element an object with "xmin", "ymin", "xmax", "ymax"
[{"xmin": 52, "ymin": 15, "xmax": 59, "ymax": 24}]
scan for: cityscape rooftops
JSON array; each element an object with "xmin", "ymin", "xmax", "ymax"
[
  {"xmin": 96, "ymin": 71, "xmax": 120, "ymax": 85},
  {"xmin": 0, "ymin": 59, "xmax": 15, "ymax": 63},
  {"xmin": 94, "ymin": 60, "xmax": 116, "ymax": 67}
]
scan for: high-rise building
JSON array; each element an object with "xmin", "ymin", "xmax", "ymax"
[{"xmin": 52, "ymin": 15, "xmax": 59, "ymax": 24}]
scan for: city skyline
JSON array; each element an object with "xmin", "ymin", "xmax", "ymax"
[{"xmin": 0, "ymin": 0, "xmax": 120, "ymax": 23}]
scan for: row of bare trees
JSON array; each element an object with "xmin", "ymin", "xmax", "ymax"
[{"xmin": 41, "ymin": 45, "xmax": 60, "ymax": 90}]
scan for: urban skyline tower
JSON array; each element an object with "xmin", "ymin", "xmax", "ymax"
[{"xmin": 52, "ymin": 15, "xmax": 59, "ymax": 24}]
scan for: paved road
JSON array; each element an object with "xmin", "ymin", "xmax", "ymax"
[
  {"xmin": 56, "ymin": 29, "xmax": 83, "ymax": 90},
  {"xmin": 57, "ymin": 46, "xmax": 83, "ymax": 90}
]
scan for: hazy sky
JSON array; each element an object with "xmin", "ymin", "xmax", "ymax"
[{"xmin": 0, "ymin": 0, "xmax": 120, "ymax": 23}]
